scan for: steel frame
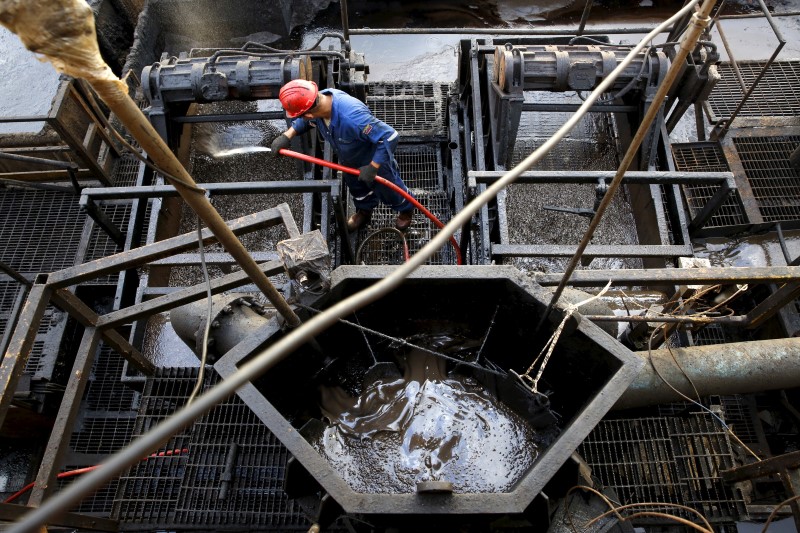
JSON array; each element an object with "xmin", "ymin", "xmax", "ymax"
[
  {"xmin": 722, "ymin": 450, "xmax": 800, "ymax": 531},
  {"xmin": 214, "ymin": 265, "xmax": 645, "ymax": 518},
  {"xmin": 0, "ymin": 205, "xmax": 299, "ymax": 530},
  {"xmin": 459, "ymin": 37, "xmax": 695, "ymax": 266},
  {"xmin": 0, "ymin": 80, "xmax": 119, "ymax": 185},
  {"xmin": 707, "ymin": 0, "xmax": 786, "ymax": 138},
  {"xmin": 79, "ymin": 180, "xmax": 349, "ymax": 260},
  {"xmin": 718, "ymin": 124, "xmax": 800, "ymax": 231},
  {"xmin": 471, "ymin": 170, "xmax": 735, "ymax": 261},
  {"xmin": 2, "ymin": 207, "xmax": 799, "ymax": 528},
  {"xmin": 533, "ymin": 265, "xmax": 800, "ymax": 330}
]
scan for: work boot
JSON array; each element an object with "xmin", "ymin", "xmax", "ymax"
[
  {"xmin": 346, "ymin": 209, "xmax": 372, "ymax": 232},
  {"xmin": 395, "ymin": 210, "xmax": 414, "ymax": 231}
]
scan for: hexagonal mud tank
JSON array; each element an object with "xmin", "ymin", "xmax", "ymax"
[{"xmin": 214, "ymin": 266, "xmax": 643, "ymax": 519}]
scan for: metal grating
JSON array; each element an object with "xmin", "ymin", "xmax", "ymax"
[
  {"xmin": 709, "ymin": 61, "xmax": 800, "ymax": 119},
  {"xmin": 692, "ymin": 324, "xmax": 728, "ymax": 346},
  {"xmin": 58, "ymin": 464, "xmax": 121, "ymax": 515},
  {"xmin": 733, "ymin": 135, "xmax": 800, "ymax": 222},
  {"xmin": 112, "ymin": 152, "xmax": 143, "ymax": 187},
  {"xmin": 174, "ymin": 373, "xmax": 307, "ymax": 529},
  {"xmin": 70, "ymin": 418, "xmax": 136, "ymax": 455},
  {"xmin": 113, "ymin": 368, "xmax": 194, "ymax": 524},
  {"xmin": 672, "ymin": 142, "xmax": 747, "ymax": 228},
  {"xmin": 368, "ymin": 83, "xmax": 449, "ymax": 137},
  {"xmin": 52, "ymin": 342, "xmax": 140, "ymax": 518},
  {"xmin": 356, "ymin": 145, "xmax": 457, "ymax": 265},
  {"xmin": 580, "ymin": 414, "xmax": 745, "ymax": 524},
  {"xmin": 85, "ymin": 345, "xmax": 140, "ymax": 413},
  {"xmin": 718, "ymin": 395, "xmax": 760, "ymax": 447},
  {"xmin": 0, "ymin": 189, "xmax": 86, "ymax": 273},
  {"xmin": 0, "ymin": 280, "xmax": 24, "ymax": 339},
  {"xmin": 82, "ymin": 202, "xmax": 131, "ymax": 284},
  {"xmin": 668, "ymin": 415, "xmax": 746, "ymax": 521},
  {"xmin": 114, "ymin": 368, "xmax": 312, "ymax": 529}
]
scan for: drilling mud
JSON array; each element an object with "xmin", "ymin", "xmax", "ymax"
[{"xmin": 311, "ymin": 349, "xmax": 544, "ymax": 494}]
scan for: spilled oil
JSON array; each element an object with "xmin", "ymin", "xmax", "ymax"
[
  {"xmin": 311, "ymin": 349, "xmax": 543, "ymax": 494},
  {"xmin": 695, "ymin": 229, "xmax": 800, "ymax": 268}
]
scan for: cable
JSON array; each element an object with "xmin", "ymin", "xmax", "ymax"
[
  {"xmin": 6, "ymin": 4, "xmax": 702, "ymax": 531},
  {"xmin": 295, "ymin": 303, "xmax": 508, "ymax": 378},
  {"xmin": 566, "ymin": 485, "xmax": 713, "ymax": 533},
  {"xmin": 240, "ymin": 32, "xmax": 346, "ymax": 54},
  {"xmin": 186, "ymin": 215, "xmax": 214, "ymax": 406},
  {"xmin": 647, "ymin": 326, "xmax": 762, "ymax": 461},
  {"xmin": 761, "ymin": 494, "xmax": 800, "ymax": 533},
  {"xmin": 4, "ymin": 448, "xmax": 188, "ymax": 504},
  {"xmin": 355, "ymin": 227, "xmax": 409, "ymax": 264},
  {"xmin": 276, "ymin": 148, "xmax": 463, "ymax": 264},
  {"xmin": 80, "ymin": 85, "xmax": 207, "ymax": 194}
]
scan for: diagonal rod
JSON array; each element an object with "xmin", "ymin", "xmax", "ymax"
[{"xmin": 537, "ymin": 0, "xmax": 718, "ymax": 333}]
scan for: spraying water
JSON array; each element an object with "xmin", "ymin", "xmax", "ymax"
[
  {"xmin": 312, "ymin": 349, "xmax": 543, "ymax": 494},
  {"xmin": 212, "ymin": 146, "xmax": 272, "ymax": 158}
]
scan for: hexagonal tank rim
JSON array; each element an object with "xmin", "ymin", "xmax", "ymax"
[{"xmin": 214, "ymin": 265, "xmax": 644, "ymax": 516}]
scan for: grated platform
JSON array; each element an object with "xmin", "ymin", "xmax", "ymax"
[
  {"xmin": 0, "ymin": 189, "xmax": 86, "ymax": 274},
  {"xmin": 709, "ymin": 61, "xmax": 800, "ymax": 120},
  {"xmin": 672, "ymin": 141, "xmax": 747, "ymax": 228},
  {"xmin": 579, "ymin": 414, "xmax": 746, "ymax": 525},
  {"xmin": 355, "ymin": 144, "xmax": 457, "ymax": 265},
  {"xmin": 368, "ymin": 82, "xmax": 450, "ymax": 137},
  {"xmin": 733, "ymin": 135, "xmax": 800, "ymax": 222},
  {"xmin": 113, "ymin": 368, "xmax": 313, "ymax": 530}
]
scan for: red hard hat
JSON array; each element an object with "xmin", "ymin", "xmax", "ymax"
[{"xmin": 279, "ymin": 79, "xmax": 319, "ymax": 118}]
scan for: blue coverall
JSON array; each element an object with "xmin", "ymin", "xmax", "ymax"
[{"xmin": 291, "ymin": 88, "xmax": 414, "ymax": 213}]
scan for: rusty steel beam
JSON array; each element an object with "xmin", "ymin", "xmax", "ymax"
[
  {"xmin": 28, "ymin": 328, "xmax": 101, "ymax": 506},
  {"xmin": 0, "ymin": 283, "xmax": 52, "ymax": 430},
  {"xmin": 47, "ymin": 207, "xmax": 292, "ymax": 289},
  {"xmin": 746, "ymin": 281, "xmax": 800, "ymax": 329},
  {"xmin": 723, "ymin": 451, "xmax": 800, "ymax": 483},
  {"xmin": 51, "ymin": 290, "xmax": 153, "ymax": 374},
  {"xmin": 97, "ymin": 260, "xmax": 286, "ymax": 329},
  {"xmin": 722, "ymin": 451, "xmax": 800, "ymax": 532},
  {"xmin": 533, "ymin": 266, "xmax": 800, "ymax": 286}
]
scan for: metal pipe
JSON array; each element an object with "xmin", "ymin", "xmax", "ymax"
[
  {"xmin": 340, "ymin": 0, "xmax": 350, "ymax": 42},
  {"xmin": 719, "ymin": 9, "xmax": 800, "ymax": 18},
  {"xmin": 0, "ymin": 3, "xmax": 301, "ymax": 328},
  {"xmin": 616, "ymin": 337, "xmax": 800, "ymax": 409},
  {"xmin": 3, "ymin": 5, "xmax": 700, "ymax": 531},
  {"xmin": 349, "ymin": 26, "xmax": 673, "ymax": 35},
  {"xmin": 538, "ymin": 0, "xmax": 718, "ymax": 333},
  {"xmin": 715, "ymin": 20, "xmax": 749, "ymax": 93},
  {"xmin": 577, "ymin": 0, "xmax": 594, "ymax": 36},
  {"xmin": 0, "ymin": 151, "xmax": 78, "ymax": 170}
]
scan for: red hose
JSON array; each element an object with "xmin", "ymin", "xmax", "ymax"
[
  {"xmin": 4, "ymin": 448, "xmax": 189, "ymax": 504},
  {"xmin": 279, "ymin": 148, "xmax": 463, "ymax": 265}
]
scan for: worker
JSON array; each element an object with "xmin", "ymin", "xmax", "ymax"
[{"xmin": 270, "ymin": 79, "xmax": 415, "ymax": 232}]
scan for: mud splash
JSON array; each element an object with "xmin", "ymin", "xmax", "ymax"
[{"xmin": 311, "ymin": 349, "xmax": 542, "ymax": 494}]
